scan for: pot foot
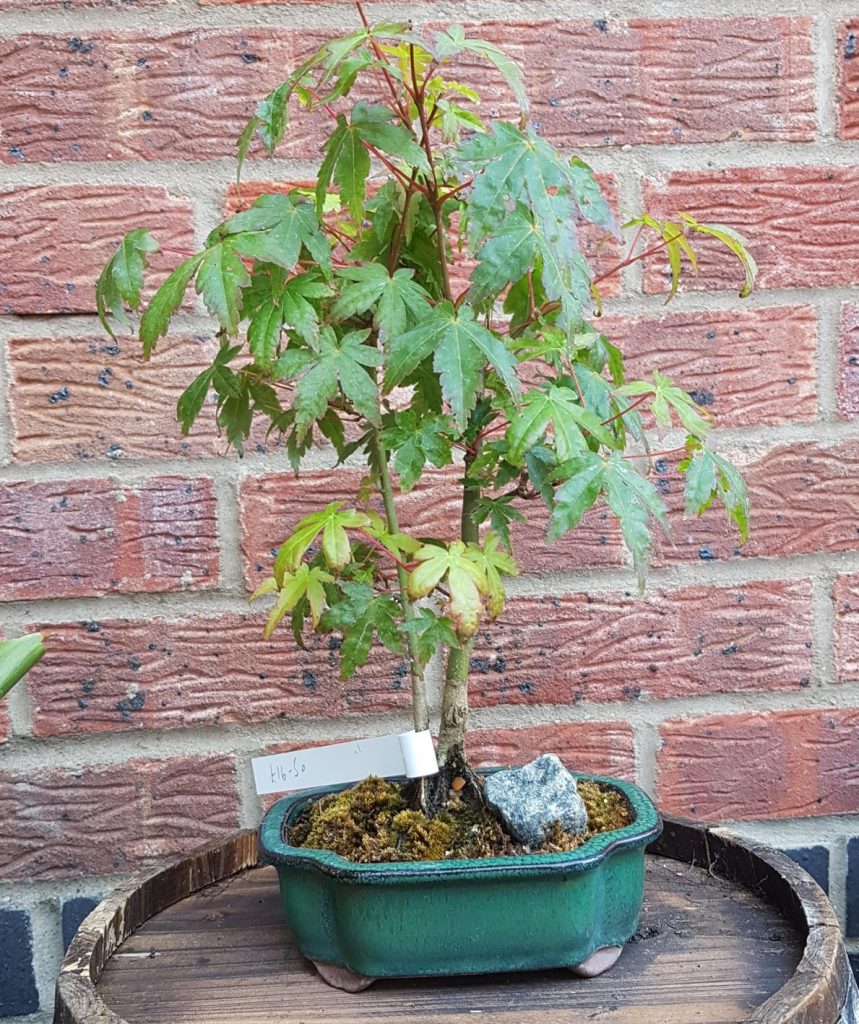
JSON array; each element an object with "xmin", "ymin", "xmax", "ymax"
[
  {"xmin": 569, "ymin": 945, "xmax": 623, "ymax": 978},
  {"xmin": 311, "ymin": 960, "xmax": 376, "ymax": 992}
]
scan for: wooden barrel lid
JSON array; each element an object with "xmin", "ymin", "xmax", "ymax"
[{"xmin": 54, "ymin": 818, "xmax": 855, "ymax": 1024}]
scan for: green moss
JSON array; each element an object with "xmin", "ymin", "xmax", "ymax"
[
  {"xmin": 578, "ymin": 779, "xmax": 630, "ymax": 833},
  {"xmin": 391, "ymin": 810, "xmax": 455, "ymax": 861},
  {"xmin": 290, "ymin": 774, "xmax": 633, "ymax": 864}
]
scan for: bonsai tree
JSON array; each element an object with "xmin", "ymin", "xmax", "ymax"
[{"xmin": 96, "ymin": 7, "xmax": 754, "ymax": 813}]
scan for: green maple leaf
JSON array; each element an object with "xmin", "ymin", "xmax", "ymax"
[
  {"xmin": 620, "ymin": 371, "xmax": 712, "ymax": 439},
  {"xmin": 247, "ymin": 272, "xmax": 332, "ymax": 367},
  {"xmin": 548, "ymin": 451, "xmax": 606, "ymax": 540},
  {"xmin": 95, "ymin": 228, "xmax": 160, "ymax": 338},
  {"xmin": 273, "ymin": 501, "xmax": 374, "ymax": 581},
  {"xmin": 318, "ymin": 114, "xmax": 370, "ymax": 224},
  {"xmin": 282, "ymin": 327, "xmax": 382, "ymax": 437},
  {"xmin": 331, "ymin": 262, "xmax": 432, "ymax": 343},
  {"xmin": 680, "ymin": 444, "xmax": 750, "ymax": 542},
  {"xmin": 472, "ymin": 495, "xmax": 525, "ymax": 551},
  {"xmin": 380, "ymin": 411, "xmax": 453, "ymax": 492},
  {"xmin": 236, "ymin": 24, "xmax": 412, "ymax": 179},
  {"xmin": 602, "ymin": 455, "xmax": 669, "ymax": 588},
  {"xmin": 457, "ymin": 122, "xmax": 607, "ymax": 323},
  {"xmin": 175, "ymin": 340, "xmax": 241, "ymax": 435},
  {"xmin": 280, "ymin": 273, "xmax": 332, "ymax": 345},
  {"xmin": 468, "ymin": 208, "xmax": 537, "ymax": 304},
  {"xmin": 220, "ymin": 193, "xmax": 331, "ymax": 275},
  {"xmin": 408, "ymin": 541, "xmax": 489, "ymax": 639},
  {"xmin": 434, "ymin": 25, "xmax": 529, "ymax": 117},
  {"xmin": 506, "ymin": 385, "xmax": 615, "ymax": 464},
  {"xmin": 465, "ymin": 532, "xmax": 518, "ymax": 619},
  {"xmin": 317, "ymin": 104, "xmax": 429, "ymax": 224},
  {"xmin": 320, "ymin": 581, "xmax": 404, "ymax": 679},
  {"xmin": 401, "ymin": 607, "xmax": 461, "ymax": 668},
  {"xmin": 195, "ymin": 241, "xmax": 251, "ymax": 335},
  {"xmin": 0, "ymin": 633, "xmax": 46, "ymax": 701},
  {"xmin": 251, "ymin": 563, "xmax": 334, "ymax": 640},
  {"xmin": 385, "ymin": 302, "xmax": 520, "ymax": 427},
  {"xmin": 567, "ymin": 157, "xmax": 618, "ymax": 233},
  {"xmin": 247, "ymin": 300, "xmax": 283, "ymax": 368},
  {"xmin": 140, "ymin": 252, "xmax": 204, "ymax": 358},
  {"xmin": 350, "ymin": 103, "xmax": 430, "ymax": 171}
]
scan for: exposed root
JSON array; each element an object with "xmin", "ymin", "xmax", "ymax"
[{"xmin": 424, "ymin": 745, "xmax": 485, "ymax": 817}]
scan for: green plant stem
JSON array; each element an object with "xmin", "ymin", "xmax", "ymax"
[
  {"xmin": 436, "ymin": 453, "xmax": 479, "ymax": 766},
  {"xmin": 388, "ymin": 171, "xmax": 418, "ymax": 274},
  {"xmin": 371, "ymin": 429, "xmax": 430, "ymax": 734},
  {"xmin": 410, "ymin": 45, "xmax": 453, "ymax": 303}
]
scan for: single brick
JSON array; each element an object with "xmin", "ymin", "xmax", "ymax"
[
  {"xmin": 837, "ymin": 21, "xmax": 859, "ymax": 139},
  {"xmin": 658, "ymin": 709, "xmax": 859, "ymax": 822},
  {"xmin": 0, "ymin": 755, "xmax": 240, "ymax": 880},
  {"xmin": 61, "ymin": 896, "xmax": 101, "ymax": 950},
  {"xmin": 650, "ymin": 440, "xmax": 859, "ymax": 565},
  {"xmin": 239, "ymin": 469, "xmax": 623, "ymax": 593},
  {"xmin": 0, "ymin": 909, "xmax": 39, "ymax": 1016},
  {"xmin": 459, "ymin": 18, "xmax": 814, "ymax": 147},
  {"xmin": 0, "ymin": 186, "xmax": 193, "ymax": 315},
  {"xmin": 615, "ymin": 306, "xmax": 818, "ymax": 427},
  {"xmin": 834, "ymin": 573, "xmax": 859, "ymax": 686},
  {"xmin": 7, "ymin": 334, "xmax": 221, "ymax": 463},
  {"xmin": 644, "ymin": 168, "xmax": 859, "ymax": 293},
  {"xmin": 839, "ymin": 304, "xmax": 859, "ymax": 419},
  {"xmin": 466, "ymin": 722, "xmax": 636, "ymax": 780},
  {"xmin": 0, "ymin": 477, "xmax": 218, "ymax": 601},
  {"xmin": 28, "ymin": 613, "xmax": 411, "ymax": 737},
  {"xmin": 783, "ymin": 846, "xmax": 829, "ymax": 892},
  {"xmin": 469, "ymin": 580, "xmax": 812, "ymax": 709},
  {"xmin": 0, "ymin": 30, "xmax": 332, "ymax": 165}
]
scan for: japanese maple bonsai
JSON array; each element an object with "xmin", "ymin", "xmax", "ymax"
[{"xmin": 95, "ymin": 6, "xmax": 754, "ymax": 984}]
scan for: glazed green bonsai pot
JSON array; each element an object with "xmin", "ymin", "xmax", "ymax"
[{"xmin": 259, "ymin": 769, "xmax": 662, "ymax": 989}]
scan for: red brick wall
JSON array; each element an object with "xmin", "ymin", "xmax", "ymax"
[{"xmin": 1, "ymin": 1, "xmax": 858, "ymax": 1015}]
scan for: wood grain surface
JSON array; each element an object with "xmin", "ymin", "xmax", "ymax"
[
  {"xmin": 54, "ymin": 820, "xmax": 856, "ymax": 1024},
  {"xmin": 94, "ymin": 857, "xmax": 797, "ymax": 1024}
]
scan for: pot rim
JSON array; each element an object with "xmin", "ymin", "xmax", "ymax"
[{"xmin": 259, "ymin": 769, "xmax": 662, "ymax": 882}]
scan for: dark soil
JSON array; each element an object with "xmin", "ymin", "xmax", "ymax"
[{"xmin": 288, "ymin": 775, "xmax": 632, "ymax": 863}]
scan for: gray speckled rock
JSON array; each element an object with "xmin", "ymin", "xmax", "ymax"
[{"xmin": 483, "ymin": 754, "xmax": 587, "ymax": 847}]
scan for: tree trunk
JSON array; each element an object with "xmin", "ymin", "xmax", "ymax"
[{"xmin": 426, "ymin": 456, "xmax": 482, "ymax": 813}]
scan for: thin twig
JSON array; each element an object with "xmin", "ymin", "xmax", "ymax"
[{"xmin": 600, "ymin": 392, "xmax": 650, "ymax": 427}]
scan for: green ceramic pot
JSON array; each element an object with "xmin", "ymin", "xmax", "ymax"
[{"xmin": 259, "ymin": 769, "xmax": 661, "ymax": 985}]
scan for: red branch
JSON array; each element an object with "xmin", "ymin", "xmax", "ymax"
[{"xmin": 600, "ymin": 392, "xmax": 650, "ymax": 427}]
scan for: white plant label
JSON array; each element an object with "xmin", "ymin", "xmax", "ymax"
[{"xmin": 252, "ymin": 729, "xmax": 439, "ymax": 796}]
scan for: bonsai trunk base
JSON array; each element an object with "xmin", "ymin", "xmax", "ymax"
[{"xmin": 311, "ymin": 944, "xmax": 625, "ymax": 991}]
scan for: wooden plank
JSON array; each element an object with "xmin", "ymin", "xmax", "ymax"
[{"xmin": 95, "ymin": 857, "xmax": 802, "ymax": 1024}]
